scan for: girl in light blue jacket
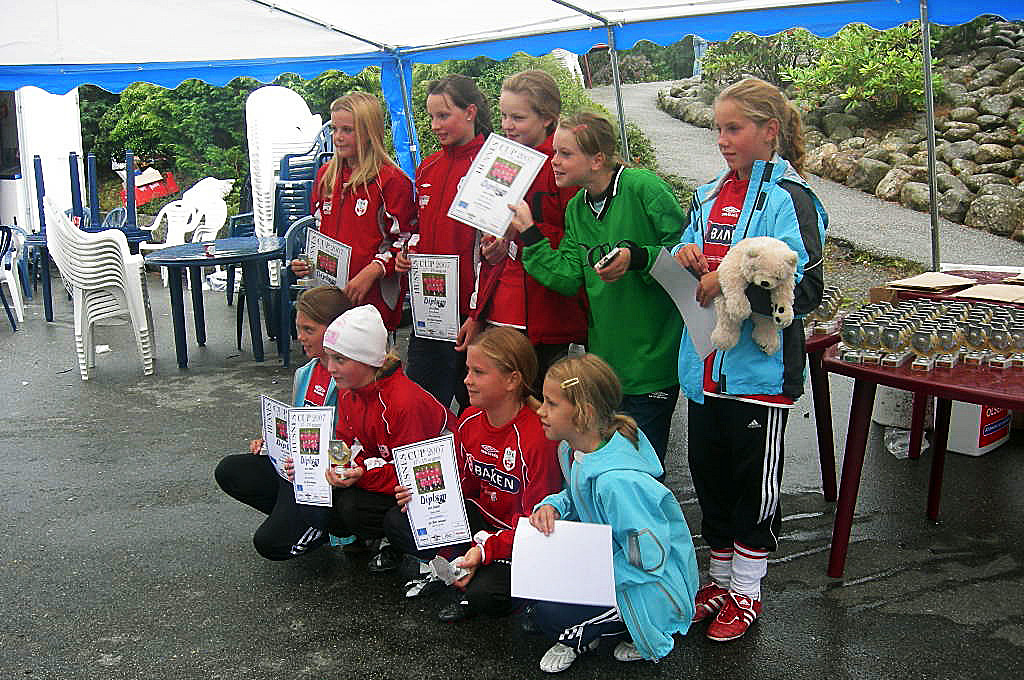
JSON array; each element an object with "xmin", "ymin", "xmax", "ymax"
[{"xmin": 529, "ymin": 354, "xmax": 698, "ymax": 673}]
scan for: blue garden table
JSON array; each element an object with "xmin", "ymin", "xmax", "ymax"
[{"xmin": 145, "ymin": 236, "xmax": 284, "ymax": 368}]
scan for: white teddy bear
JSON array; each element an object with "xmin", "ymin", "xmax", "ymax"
[{"xmin": 710, "ymin": 236, "xmax": 798, "ymax": 355}]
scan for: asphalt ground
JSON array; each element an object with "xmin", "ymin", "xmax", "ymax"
[{"xmin": 1, "ymin": 273, "xmax": 1023, "ymax": 680}]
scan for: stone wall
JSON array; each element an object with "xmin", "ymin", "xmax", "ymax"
[{"xmin": 657, "ymin": 20, "xmax": 1024, "ymax": 242}]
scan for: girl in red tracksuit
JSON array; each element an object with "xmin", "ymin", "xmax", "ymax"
[
  {"xmin": 384, "ymin": 326, "xmax": 561, "ymax": 621},
  {"xmin": 294, "ymin": 91, "xmax": 416, "ymax": 331},
  {"xmin": 397, "ymin": 75, "xmax": 492, "ymax": 412},
  {"xmin": 320, "ymin": 305, "xmax": 455, "ymax": 570},
  {"xmin": 459, "ymin": 70, "xmax": 588, "ymax": 385}
]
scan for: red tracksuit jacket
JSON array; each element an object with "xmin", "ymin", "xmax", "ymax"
[
  {"xmin": 312, "ymin": 162, "xmax": 416, "ymax": 330},
  {"xmin": 457, "ymin": 404, "xmax": 561, "ymax": 563},
  {"xmin": 413, "ymin": 134, "xmax": 485, "ymax": 320},
  {"xmin": 334, "ymin": 366, "xmax": 455, "ymax": 494}
]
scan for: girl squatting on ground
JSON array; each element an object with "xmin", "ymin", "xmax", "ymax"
[
  {"xmin": 529, "ymin": 353, "xmax": 699, "ymax": 672},
  {"xmin": 319, "ymin": 305, "xmax": 455, "ymax": 569},
  {"xmin": 673, "ymin": 77, "xmax": 827, "ymax": 642},
  {"xmin": 398, "ymin": 75, "xmax": 492, "ymax": 412},
  {"xmin": 511, "ymin": 112, "xmax": 684, "ymax": 468},
  {"xmin": 292, "ymin": 91, "xmax": 416, "ymax": 331},
  {"xmin": 383, "ymin": 326, "xmax": 561, "ymax": 621},
  {"xmin": 214, "ymin": 286, "xmax": 352, "ymax": 560},
  {"xmin": 459, "ymin": 70, "xmax": 587, "ymax": 384}
]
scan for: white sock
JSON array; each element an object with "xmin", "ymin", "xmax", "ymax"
[
  {"xmin": 731, "ymin": 542, "xmax": 768, "ymax": 600},
  {"xmin": 709, "ymin": 548, "xmax": 734, "ymax": 589}
]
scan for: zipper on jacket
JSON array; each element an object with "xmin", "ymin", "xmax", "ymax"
[{"xmin": 622, "ymin": 591, "xmax": 656, "ymax": 661}]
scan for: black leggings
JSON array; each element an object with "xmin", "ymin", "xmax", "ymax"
[
  {"xmin": 383, "ymin": 502, "xmax": 520, "ymax": 617},
  {"xmin": 215, "ymin": 454, "xmax": 330, "ymax": 561}
]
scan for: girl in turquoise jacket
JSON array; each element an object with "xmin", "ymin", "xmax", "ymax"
[{"xmin": 528, "ymin": 354, "xmax": 698, "ymax": 673}]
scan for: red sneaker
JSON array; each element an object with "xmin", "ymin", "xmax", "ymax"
[
  {"xmin": 706, "ymin": 591, "xmax": 762, "ymax": 642},
  {"xmin": 692, "ymin": 582, "xmax": 729, "ymax": 623}
]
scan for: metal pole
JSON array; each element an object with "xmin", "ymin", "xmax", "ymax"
[
  {"xmin": 393, "ymin": 56, "xmax": 420, "ymax": 168},
  {"xmin": 606, "ymin": 26, "xmax": 632, "ymax": 162},
  {"xmin": 919, "ymin": 0, "xmax": 941, "ymax": 271}
]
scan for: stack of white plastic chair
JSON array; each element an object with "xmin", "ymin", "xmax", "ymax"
[
  {"xmin": 43, "ymin": 196, "xmax": 156, "ymax": 380},
  {"xmin": 2, "ymin": 225, "xmax": 26, "ymax": 323},
  {"xmin": 246, "ymin": 86, "xmax": 321, "ymax": 286}
]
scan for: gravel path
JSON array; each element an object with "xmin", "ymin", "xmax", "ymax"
[{"xmin": 588, "ymin": 81, "xmax": 1024, "ymax": 270}]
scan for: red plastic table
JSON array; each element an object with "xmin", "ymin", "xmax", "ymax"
[
  {"xmin": 821, "ymin": 346, "xmax": 1024, "ymax": 577},
  {"xmin": 806, "ymin": 330, "xmax": 841, "ymax": 501}
]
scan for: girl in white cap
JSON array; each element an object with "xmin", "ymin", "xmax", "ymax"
[{"xmin": 321, "ymin": 304, "xmax": 455, "ymax": 570}]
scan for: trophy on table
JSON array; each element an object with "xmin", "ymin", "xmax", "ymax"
[
  {"xmin": 963, "ymin": 323, "xmax": 990, "ymax": 366},
  {"xmin": 987, "ymin": 324, "xmax": 1013, "ymax": 369},
  {"xmin": 909, "ymin": 327, "xmax": 938, "ymax": 371},
  {"xmin": 934, "ymin": 325, "xmax": 962, "ymax": 369},
  {"xmin": 859, "ymin": 322, "xmax": 883, "ymax": 365},
  {"xmin": 880, "ymin": 322, "xmax": 914, "ymax": 368},
  {"xmin": 839, "ymin": 317, "xmax": 865, "ymax": 363},
  {"xmin": 807, "ymin": 286, "xmax": 843, "ymax": 335},
  {"xmin": 1010, "ymin": 327, "xmax": 1024, "ymax": 368}
]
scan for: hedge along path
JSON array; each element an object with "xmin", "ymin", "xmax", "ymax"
[{"xmin": 587, "ymin": 80, "xmax": 1024, "ymax": 270}]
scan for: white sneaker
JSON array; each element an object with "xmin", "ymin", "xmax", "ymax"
[
  {"xmin": 613, "ymin": 641, "xmax": 643, "ymax": 662},
  {"xmin": 539, "ymin": 643, "xmax": 578, "ymax": 673}
]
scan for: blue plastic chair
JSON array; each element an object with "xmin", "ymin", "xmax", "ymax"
[
  {"xmin": 225, "ymin": 212, "xmax": 255, "ymax": 306},
  {"xmin": 0, "ymin": 226, "xmax": 19, "ymax": 331}
]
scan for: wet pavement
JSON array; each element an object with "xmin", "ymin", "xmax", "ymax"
[{"xmin": 1, "ymin": 278, "xmax": 1022, "ymax": 680}]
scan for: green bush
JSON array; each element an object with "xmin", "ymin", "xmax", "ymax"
[
  {"xmin": 586, "ymin": 39, "xmax": 695, "ymax": 85},
  {"xmin": 592, "ymin": 54, "xmax": 658, "ymax": 85},
  {"xmin": 700, "ymin": 30, "xmax": 819, "ymax": 88},
  {"xmin": 784, "ymin": 23, "xmax": 942, "ymax": 119}
]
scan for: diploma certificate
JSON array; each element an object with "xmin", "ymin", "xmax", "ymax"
[
  {"xmin": 287, "ymin": 406, "xmax": 335, "ymax": 507},
  {"xmin": 408, "ymin": 254, "xmax": 460, "ymax": 342},
  {"xmin": 260, "ymin": 395, "xmax": 292, "ymax": 481},
  {"xmin": 305, "ymin": 230, "xmax": 352, "ymax": 288},
  {"xmin": 446, "ymin": 133, "xmax": 547, "ymax": 238},
  {"xmin": 392, "ymin": 433, "xmax": 471, "ymax": 551}
]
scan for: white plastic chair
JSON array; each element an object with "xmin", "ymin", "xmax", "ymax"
[
  {"xmin": 44, "ymin": 196, "xmax": 156, "ymax": 380},
  {"xmin": 140, "ymin": 200, "xmax": 201, "ymax": 286},
  {"xmin": 2, "ymin": 224, "xmax": 26, "ymax": 323}
]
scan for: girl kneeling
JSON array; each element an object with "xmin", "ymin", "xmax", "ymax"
[{"xmin": 529, "ymin": 354, "xmax": 699, "ymax": 672}]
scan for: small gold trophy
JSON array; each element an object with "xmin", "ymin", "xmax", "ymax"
[
  {"xmin": 910, "ymin": 327, "xmax": 937, "ymax": 372},
  {"xmin": 1010, "ymin": 328, "xmax": 1024, "ymax": 368},
  {"xmin": 934, "ymin": 326, "xmax": 961, "ymax": 369},
  {"xmin": 839, "ymin": 318, "xmax": 865, "ymax": 363},
  {"xmin": 963, "ymin": 323, "xmax": 990, "ymax": 366},
  {"xmin": 881, "ymin": 323, "xmax": 914, "ymax": 367},
  {"xmin": 987, "ymin": 324, "xmax": 1013, "ymax": 369},
  {"xmin": 328, "ymin": 440, "xmax": 352, "ymax": 472},
  {"xmin": 860, "ymin": 322, "xmax": 883, "ymax": 365}
]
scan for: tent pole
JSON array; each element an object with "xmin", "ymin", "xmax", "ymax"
[
  {"xmin": 605, "ymin": 27, "xmax": 632, "ymax": 162},
  {"xmin": 393, "ymin": 56, "xmax": 420, "ymax": 168},
  {"xmin": 919, "ymin": 0, "xmax": 941, "ymax": 271},
  {"xmin": 547, "ymin": 0, "xmax": 631, "ymax": 161}
]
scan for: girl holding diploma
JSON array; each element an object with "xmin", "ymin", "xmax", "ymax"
[
  {"xmin": 457, "ymin": 70, "xmax": 587, "ymax": 383},
  {"xmin": 510, "ymin": 112, "xmax": 683, "ymax": 466},
  {"xmin": 396, "ymin": 75, "xmax": 492, "ymax": 411},
  {"xmin": 528, "ymin": 354, "xmax": 698, "ymax": 672},
  {"xmin": 215, "ymin": 286, "xmax": 352, "ymax": 561},
  {"xmin": 320, "ymin": 305, "xmax": 455, "ymax": 572},
  {"xmin": 385, "ymin": 327, "xmax": 561, "ymax": 622},
  {"xmin": 291, "ymin": 91, "xmax": 416, "ymax": 331}
]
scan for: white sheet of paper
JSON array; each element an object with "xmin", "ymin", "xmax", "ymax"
[
  {"xmin": 511, "ymin": 518, "xmax": 615, "ymax": 607},
  {"xmin": 305, "ymin": 230, "xmax": 352, "ymax": 288},
  {"xmin": 392, "ymin": 433, "xmax": 472, "ymax": 551},
  {"xmin": 650, "ymin": 247, "xmax": 717, "ymax": 359},
  {"xmin": 446, "ymin": 133, "xmax": 547, "ymax": 238},
  {"xmin": 260, "ymin": 395, "xmax": 291, "ymax": 481},
  {"xmin": 287, "ymin": 406, "xmax": 335, "ymax": 507},
  {"xmin": 408, "ymin": 254, "xmax": 460, "ymax": 342}
]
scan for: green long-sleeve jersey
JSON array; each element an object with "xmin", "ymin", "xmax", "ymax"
[{"xmin": 521, "ymin": 166, "xmax": 684, "ymax": 395}]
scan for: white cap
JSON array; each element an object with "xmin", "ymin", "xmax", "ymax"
[{"xmin": 322, "ymin": 305, "xmax": 387, "ymax": 367}]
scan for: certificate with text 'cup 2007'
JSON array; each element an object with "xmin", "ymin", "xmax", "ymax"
[
  {"xmin": 392, "ymin": 433, "xmax": 471, "ymax": 551},
  {"xmin": 305, "ymin": 230, "xmax": 352, "ymax": 288},
  {"xmin": 409, "ymin": 254, "xmax": 460, "ymax": 342},
  {"xmin": 287, "ymin": 406, "xmax": 335, "ymax": 507},
  {"xmin": 260, "ymin": 395, "xmax": 292, "ymax": 481},
  {"xmin": 446, "ymin": 133, "xmax": 547, "ymax": 239}
]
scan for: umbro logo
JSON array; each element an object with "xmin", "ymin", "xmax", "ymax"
[
  {"xmin": 722, "ymin": 206, "xmax": 741, "ymax": 217},
  {"xmin": 747, "ymin": 419, "xmax": 761, "ymax": 429}
]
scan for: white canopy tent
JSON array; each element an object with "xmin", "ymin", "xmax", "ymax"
[{"xmin": 2, "ymin": 0, "xmax": 1022, "ymax": 266}]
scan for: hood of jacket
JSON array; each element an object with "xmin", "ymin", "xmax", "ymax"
[{"xmin": 572, "ymin": 429, "xmax": 664, "ymax": 482}]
